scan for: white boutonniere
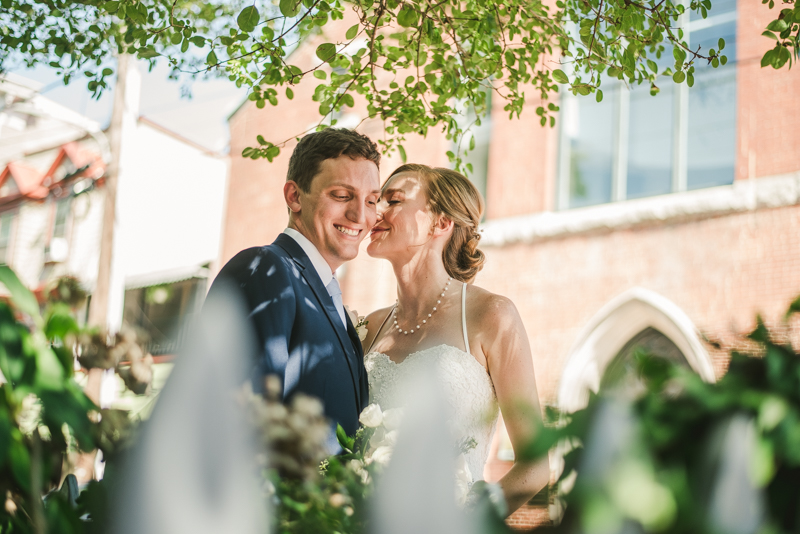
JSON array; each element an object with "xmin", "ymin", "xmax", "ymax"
[{"xmin": 345, "ymin": 305, "xmax": 369, "ymax": 341}]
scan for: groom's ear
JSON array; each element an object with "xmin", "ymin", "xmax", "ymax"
[
  {"xmin": 433, "ymin": 214, "xmax": 454, "ymax": 236},
  {"xmin": 284, "ymin": 181, "xmax": 302, "ymax": 214}
]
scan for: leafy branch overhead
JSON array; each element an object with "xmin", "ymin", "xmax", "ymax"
[{"xmin": 1, "ymin": 0, "xmax": 797, "ymax": 166}]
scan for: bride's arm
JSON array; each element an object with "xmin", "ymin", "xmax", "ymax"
[{"xmin": 475, "ymin": 293, "xmax": 549, "ymax": 515}]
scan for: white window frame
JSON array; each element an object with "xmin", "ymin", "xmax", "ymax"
[{"xmin": 556, "ymin": 9, "xmax": 738, "ymax": 211}]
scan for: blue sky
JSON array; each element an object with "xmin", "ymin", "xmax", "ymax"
[{"xmin": 12, "ymin": 58, "xmax": 247, "ymax": 153}]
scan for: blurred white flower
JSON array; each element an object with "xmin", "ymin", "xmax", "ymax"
[
  {"xmin": 382, "ymin": 408, "xmax": 403, "ymax": 430},
  {"xmin": 455, "ymin": 454, "xmax": 473, "ymax": 506},
  {"xmin": 348, "ymin": 459, "xmax": 370, "ymax": 485},
  {"xmin": 369, "ymin": 445, "xmax": 393, "ymax": 467},
  {"xmin": 359, "ymin": 403, "xmax": 384, "ymax": 428}
]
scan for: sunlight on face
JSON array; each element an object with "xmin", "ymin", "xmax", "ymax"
[
  {"xmin": 366, "ymin": 172, "xmax": 436, "ymax": 260},
  {"xmin": 293, "ymin": 156, "xmax": 380, "ymax": 271}
]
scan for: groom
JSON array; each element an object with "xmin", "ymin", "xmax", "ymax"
[{"xmin": 206, "ymin": 128, "xmax": 381, "ymax": 436}]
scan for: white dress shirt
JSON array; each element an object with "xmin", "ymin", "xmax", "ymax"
[{"xmin": 283, "ymin": 228, "xmax": 347, "ymax": 327}]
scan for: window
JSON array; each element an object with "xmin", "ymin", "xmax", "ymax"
[
  {"xmin": 0, "ymin": 212, "xmax": 14, "ymax": 264},
  {"xmin": 52, "ymin": 197, "xmax": 71, "ymax": 239},
  {"xmin": 557, "ymin": 2, "xmax": 737, "ymax": 209},
  {"xmin": 122, "ymin": 277, "xmax": 207, "ymax": 356}
]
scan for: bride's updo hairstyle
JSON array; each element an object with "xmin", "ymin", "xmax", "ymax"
[{"xmin": 387, "ymin": 163, "xmax": 486, "ymax": 283}]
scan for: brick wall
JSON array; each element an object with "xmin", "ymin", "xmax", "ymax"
[{"xmin": 222, "ymin": 3, "xmax": 800, "ymax": 529}]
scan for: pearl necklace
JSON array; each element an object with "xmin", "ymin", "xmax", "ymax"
[{"xmin": 393, "ymin": 277, "xmax": 451, "ymax": 335}]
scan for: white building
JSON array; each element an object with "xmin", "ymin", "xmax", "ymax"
[{"xmin": 0, "ymin": 71, "xmax": 228, "ymax": 358}]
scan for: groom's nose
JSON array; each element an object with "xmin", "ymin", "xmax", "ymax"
[{"xmin": 346, "ymin": 198, "xmax": 370, "ymax": 225}]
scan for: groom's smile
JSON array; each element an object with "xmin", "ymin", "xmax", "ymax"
[{"xmin": 334, "ymin": 224, "xmax": 361, "ymax": 237}]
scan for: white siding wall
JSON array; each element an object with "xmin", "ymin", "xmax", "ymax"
[
  {"xmin": 11, "ymin": 201, "xmax": 49, "ymax": 287},
  {"xmin": 66, "ymin": 188, "xmax": 104, "ymax": 289},
  {"xmin": 115, "ymin": 122, "xmax": 227, "ymax": 279}
]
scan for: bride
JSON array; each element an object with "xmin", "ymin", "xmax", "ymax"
[{"xmin": 361, "ymin": 163, "xmax": 549, "ymax": 515}]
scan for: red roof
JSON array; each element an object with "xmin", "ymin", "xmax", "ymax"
[
  {"xmin": 44, "ymin": 142, "xmax": 105, "ymax": 185},
  {"xmin": 0, "ymin": 161, "xmax": 48, "ymax": 199}
]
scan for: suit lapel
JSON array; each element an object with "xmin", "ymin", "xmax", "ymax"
[{"xmin": 274, "ymin": 234, "xmax": 363, "ymax": 408}]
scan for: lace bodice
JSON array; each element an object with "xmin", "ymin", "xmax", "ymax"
[{"xmin": 365, "ymin": 343, "xmax": 499, "ymax": 481}]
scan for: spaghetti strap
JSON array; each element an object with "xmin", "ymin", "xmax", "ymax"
[
  {"xmin": 366, "ymin": 305, "xmax": 394, "ymax": 353},
  {"xmin": 461, "ymin": 282, "xmax": 470, "ymax": 354}
]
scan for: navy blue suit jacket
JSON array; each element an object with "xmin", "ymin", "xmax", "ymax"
[{"xmin": 206, "ymin": 233, "xmax": 369, "ymax": 436}]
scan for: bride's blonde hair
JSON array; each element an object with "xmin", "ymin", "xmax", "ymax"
[{"xmin": 386, "ymin": 163, "xmax": 486, "ymax": 283}]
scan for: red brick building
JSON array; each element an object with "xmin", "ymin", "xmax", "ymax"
[{"xmin": 222, "ymin": 1, "xmax": 799, "ymax": 527}]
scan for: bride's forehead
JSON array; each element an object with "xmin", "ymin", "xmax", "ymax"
[{"xmin": 383, "ymin": 172, "xmax": 424, "ymax": 194}]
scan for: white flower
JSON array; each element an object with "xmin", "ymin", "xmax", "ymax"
[
  {"xmin": 359, "ymin": 403, "xmax": 384, "ymax": 428},
  {"xmin": 368, "ymin": 445, "xmax": 393, "ymax": 467},
  {"xmin": 455, "ymin": 454, "xmax": 473, "ymax": 506},
  {"xmin": 455, "ymin": 454, "xmax": 473, "ymax": 485},
  {"xmin": 355, "ymin": 321, "xmax": 368, "ymax": 341},
  {"xmin": 345, "ymin": 305, "xmax": 369, "ymax": 340},
  {"xmin": 348, "ymin": 459, "xmax": 370, "ymax": 485},
  {"xmin": 382, "ymin": 408, "xmax": 403, "ymax": 430}
]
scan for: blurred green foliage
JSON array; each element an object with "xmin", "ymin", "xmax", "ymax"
[
  {"xmin": 526, "ymin": 296, "xmax": 800, "ymax": 534},
  {"xmin": 0, "ymin": 267, "xmax": 149, "ymax": 534},
  {"xmin": 1, "ymin": 0, "xmax": 794, "ymax": 172}
]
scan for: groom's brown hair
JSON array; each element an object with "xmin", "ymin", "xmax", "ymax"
[{"xmin": 287, "ymin": 128, "xmax": 380, "ymax": 192}]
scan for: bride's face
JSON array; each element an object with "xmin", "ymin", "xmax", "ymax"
[{"xmin": 367, "ymin": 172, "xmax": 435, "ymax": 260}]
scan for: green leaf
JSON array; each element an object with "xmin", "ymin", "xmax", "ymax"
[
  {"xmin": 397, "ymin": 7, "xmax": 418, "ymax": 28},
  {"xmin": 0, "ymin": 266, "xmax": 39, "ymax": 320},
  {"xmin": 44, "ymin": 304, "xmax": 78, "ymax": 340},
  {"xmin": 266, "ymin": 146, "xmax": 280, "ymax": 162},
  {"xmin": 687, "ymin": 73, "xmax": 695, "ymax": 87},
  {"xmin": 190, "ymin": 36, "xmax": 206, "ymax": 47},
  {"xmin": 207, "ymin": 50, "xmax": 217, "ymax": 66},
  {"xmin": 761, "ymin": 49, "xmax": 775, "ymax": 67},
  {"xmin": 316, "ymin": 43, "xmax": 336, "ymax": 62},
  {"xmin": 398, "ymin": 144, "xmax": 407, "ymax": 163},
  {"xmin": 552, "ymin": 69, "xmax": 569, "ymax": 84},
  {"xmin": 335, "ymin": 424, "xmax": 354, "ymax": 452},
  {"xmin": 103, "ymin": 1, "xmax": 120, "ymax": 14},
  {"xmin": 237, "ymin": 6, "xmax": 259, "ymax": 33},
  {"xmin": 35, "ymin": 346, "xmax": 65, "ymax": 390},
  {"xmin": 0, "ymin": 411, "xmax": 11, "ymax": 468},
  {"xmin": 785, "ymin": 295, "xmax": 800, "ymax": 319},
  {"xmin": 9, "ymin": 436, "xmax": 30, "ymax": 492},
  {"xmin": 279, "ymin": 0, "xmax": 301, "ymax": 18},
  {"xmin": 256, "ymin": 135, "xmax": 267, "ymax": 145},
  {"xmin": 341, "ymin": 93, "xmax": 355, "ymax": 108},
  {"xmin": 673, "ymin": 70, "xmax": 686, "ymax": 83},
  {"xmin": 766, "ymin": 19, "xmax": 789, "ymax": 32},
  {"xmin": 345, "ymin": 24, "xmax": 359, "ymax": 40},
  {"xmin": 313, "ymin": 69, "xmax": 327, "ymax": 79},
  {"xmin": 718, "ymin": 38, "xmax": 725, "ymax": 51},
  {"xmin": 596, "ymin": 89, "xmax": 603, "ymax": 103},
  {"xmin": 285, "ymin": 87, "xmax": 294, "ymax": 100},
  {"xmin": 137, "ymin": 47, "xmax": 159, "ymax": 59}
]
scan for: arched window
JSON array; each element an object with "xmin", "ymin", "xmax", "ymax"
[{"xmin": 558, "ymin": 287, "xmax": 715, "ymax": 412}]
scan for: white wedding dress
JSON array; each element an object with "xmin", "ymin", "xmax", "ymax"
[{"xmin": 364, "ymin": 283, "xmax": 499, "ymax": 481}]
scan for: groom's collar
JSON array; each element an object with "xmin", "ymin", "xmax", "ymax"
[{"xmin": 282, "ymin": 227, "xmax": 335, "ymax": 287}]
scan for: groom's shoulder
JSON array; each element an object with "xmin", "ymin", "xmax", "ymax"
[{"xmin": 217, "ymin": 244, "xmax": 295, "ymax": 281}]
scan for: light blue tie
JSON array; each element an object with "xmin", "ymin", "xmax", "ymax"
[{"xmin": 326, "ymin": 276, "xmax": 347, "ymax": 328}]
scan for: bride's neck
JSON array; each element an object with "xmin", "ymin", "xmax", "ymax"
[{"xmin": 392, "ymin": 251, "xmax": 451, "ymax": 315}]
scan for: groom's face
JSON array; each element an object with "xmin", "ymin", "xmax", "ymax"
[{"xmin": 286, "ymin": 155, "xmax": 380, "ymax": 271}]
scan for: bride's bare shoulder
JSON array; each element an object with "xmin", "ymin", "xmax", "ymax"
[{"xmin": 466, "ymin": 285, "xmax": 524, "ymax": 331}]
